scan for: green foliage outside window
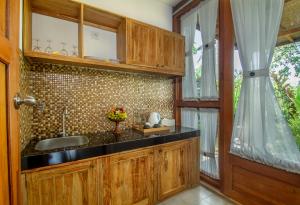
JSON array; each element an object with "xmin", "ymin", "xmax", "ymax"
[{"xmin": 234, "ymin": 42, "xmax": 300, "ymax": 149}]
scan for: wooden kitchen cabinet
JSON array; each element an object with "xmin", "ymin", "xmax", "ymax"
[
  {"xmin": 119, "ymin": 19, "xmax": 185, "ymax": 74},
  {"xmin": 22, "ymin": 160, "xmax": 99, "ymax": 205},
  {"xmin": 101, "ymin": 148, "xmax": 154, "ymax": 205},
  {"xmin": 155, "ymin": 140, "xmax": 189, "ymax": 201},
  {"xmin": 157, "ymin": 30, "xmax": 185, "ymax": 73},
  {"xmin": 125, "ymin": 19, "xmax": 158, "ymax": 68},
  {"xmin": 21, "ymin": 138, "xmax": 199, "ymax": 205}
]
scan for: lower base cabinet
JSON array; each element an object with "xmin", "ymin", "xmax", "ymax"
[
  {"xmin": 21, "ymin": 138, "xmax": 199, "ymax": 205},
  {"xmin": 22, "ymin": 160, "xmax": 99, "ymax": 205},
  {"xmin": 101, "ymin": 148, "xmax": 154, "ymax": 205}
]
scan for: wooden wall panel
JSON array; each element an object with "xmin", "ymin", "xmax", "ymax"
[{"xmin": 232, "ymin": 166, "xmax": 300, "ymax": 205}]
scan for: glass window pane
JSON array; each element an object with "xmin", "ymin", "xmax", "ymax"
[
  {"xmin": 233, "ymin": 42, "xmax": 300, "ymax": 149},
  {"xmin": 181, "ymin": 108, "xmax": 220, "ymax": 179}
]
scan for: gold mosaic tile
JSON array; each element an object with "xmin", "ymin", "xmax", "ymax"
[
  {"xmin": 19, "ymin": 54, "xmax": 33, "ymax": 150},
  {"xmin": 20, "ymin": 60, "xmax": 174, "ymax": 148}
]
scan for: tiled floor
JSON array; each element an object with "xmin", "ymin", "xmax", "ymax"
[{"xmin": 157, "ymin": 185, "xmax": 236, "ymax": 205}]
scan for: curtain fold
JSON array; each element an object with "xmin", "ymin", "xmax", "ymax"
[
  {"xmin": 230, "ymin": 0, "xmax": 300, "ymax": 173},
  {"xmin": 181, "ymin": 0, "xmax": 220, "ymax": 179},
  {"xmin": 199, "ymin": 109, "xmax": 219, "ymax": 179},
  {"xmin": 197, "ymin": 0, "xmax": 219, "ymax": 179},
  {"xmin": 181, "ymin": 11, "xmax": 197, "ymax": 99},
  {"xmin": 198, "ymin": 0, "xmax": 219, "ymax": 100},
  {"xmin": 181, "ymin": 108, "xmax": 198, "ymax": 129}
]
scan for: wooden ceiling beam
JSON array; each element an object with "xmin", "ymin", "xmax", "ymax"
[
  {"xmin": 286, "ymin": 35, "xmax": 294, "ymax": 43},
  {"xmin": 279, "ymin": 26, "xmax": 300, "ymax": 36}
]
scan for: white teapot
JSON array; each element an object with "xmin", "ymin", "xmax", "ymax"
[{"xmin": 148, "ymin": 112, "xmax": 161, "ymax": 127}]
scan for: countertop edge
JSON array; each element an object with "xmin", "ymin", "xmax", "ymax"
[{"xmin": 21, "ymin": 129, "xmax": 200, "ymax": 171}]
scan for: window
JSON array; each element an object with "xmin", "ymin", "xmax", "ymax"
[
  {"xmin": 191, "ymin": 30, "xmax": 219, "ymax": 100},
  {"xmin": 234, "ymin": 42, "xmax": 300, "ymax": 149},
  {"xmin": 180, "ymin": 0, "xmax": 220, "ymax": 180}
]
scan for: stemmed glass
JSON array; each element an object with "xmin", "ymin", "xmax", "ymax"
[
  {"xmin": 60, "ymin": 42, "xmax": 68, "ymax": 56},
  {"xmin": 32, "ymin": 39, "xmax": 41, "ymax": 52},
  {"xmin": 44, "ymin": 40, "xmax": 53, "ymax": 54},
  {"xmin": 71, "ymin": 45, "xmax": 78, "ymax": 56}
]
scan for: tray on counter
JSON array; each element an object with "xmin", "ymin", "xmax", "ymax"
[{"xmin": 132, "ymin": 125, "xmax": 170, "ymax": 135}]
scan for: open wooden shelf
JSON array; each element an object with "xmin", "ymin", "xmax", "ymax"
[
  {"xmin": 30, "ymin": 0, "xmax": 81, "ymax": 23},
  {"xmin": 23, "ymin": 0, "xmax": 185, "ymax": 77},
  {"xmin": 24, "ymin": 51, "xmax": 184, "ymax": 76}
]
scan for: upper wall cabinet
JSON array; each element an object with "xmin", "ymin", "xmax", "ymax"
[
  {"xmin": 23, "ymin": 0, "xmax": 185, "ymax": 76},
  {"xmin": 124, "ymin": 19, "xmax": 159, "ymax": 68},
  {"xmin": 118, "ymin": 19, "xmax": 185, "ymax": 74}
]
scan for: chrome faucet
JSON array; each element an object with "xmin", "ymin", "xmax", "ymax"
[{"xmin": 61, "ymin": 107, "xmax": 68, "ymax": 137}]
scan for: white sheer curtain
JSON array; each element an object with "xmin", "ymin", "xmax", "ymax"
[
  {"xmin": 198, "ymin": 0, "xmax": 219, "ymax": 179},
  {"xmin": 198, "ymin": 0, "xmax": 218, "ymax": 99},
  {"xmin": 181, "ymin": 108, "xmax": 198, "ymax": 129},
  {"xmin": 231, "ymin": 0, "xmax": 300, "ymax": 173},
  {"xmin": 181, "ymin": 0, "xmax": 220, "ymax": 179},
  {"xmin": 199, "ymin": 109, "xmax": 219, "ymax": 179},
  {"xmin": 181, "ymin": 10, "xmax": 197, "ymax": 99}
]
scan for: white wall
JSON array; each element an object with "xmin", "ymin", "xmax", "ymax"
[
  {"xmin": 32, "ymin": 14, "xmax": 78, "ymax": 55},
  {"xmin": 78, "ymin": 0, "xmax": 173, "ymax": 31},
  {"xmin": 83, "ymin": 25, "xmax": 117, "ymax": 60}
]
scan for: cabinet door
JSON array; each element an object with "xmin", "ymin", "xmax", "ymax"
[
  {"xmin": 102, "ymin": 148, "xmax": 154, "ymax": 205},
  {"xmin": 158, "ymin": 31, "xmax": 185, "ymax": 73},
  {"xmin": 174, "ymin": 36, "xmax": 185, "ymax": 73},
  {"xmin": 156, "ymin": 141, "xmax": 188, "ymax": 201},
  {"xmin": 24, "ymin": 160, "xmax": 98, "ymax": 205},
  {"xmin": 127, "ymin": 20, "xmax": 158, "ymax": 67}
]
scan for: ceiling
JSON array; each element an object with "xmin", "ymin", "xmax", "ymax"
[
  {"xmin": 158, "ymin": 0, "xmax": 182, "ymax": 7},
  {"xmin": 278, "ymin": 0, "xmax": 300, "ymax": 45}
]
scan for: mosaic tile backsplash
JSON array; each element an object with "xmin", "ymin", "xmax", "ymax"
[
  {"xmin": 20, "ymin": 59, "xmax": 174, "ymax": 150},
  {"xmin": 20, "ymin": 54, "xmax": 33, "ymax": 150}
]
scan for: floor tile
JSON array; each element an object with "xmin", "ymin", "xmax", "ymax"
[{"xmin": 157, "ymin": 185, "xmax": 237, "ymax": 205}]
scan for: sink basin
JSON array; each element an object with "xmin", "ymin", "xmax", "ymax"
[{"xmin": 35, "ymin": 136, "xmax": 89, "ymax": 151}]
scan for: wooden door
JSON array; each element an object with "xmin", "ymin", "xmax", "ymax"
[
  {"xmin": 102, "ymin": 148, "xmax": 154, "ymax": 205},
  {"xmin": 0, "ymin": 0, "xmax": 20, "ymax": 205},
  {"xmin": 0, "ymin": 62, "xmax": 9, "ymax": 205},
  {"xmin": 23, "ymin": 160, "xmax": 98, "ymax": 205},
  {"xmin": 155, "ymin": 141, "xmax": 188, "ymax": 201},
  {"xmin": 158, "ymin": 31, "xmax": 184, "ymax": 73},
  {"xmin": 126, "ymin": 20, "xmax": 158, "ymax": 68}
]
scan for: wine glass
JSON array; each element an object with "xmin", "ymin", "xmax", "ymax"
[
  {"xmin": 32, "ymin": 39, "xmax": 41, "ymax": 52},
  {"xmin": 44, "ymin": 40, "xmax": 53, "ymax": 54},
  {"xmin": 60, "ymin": 42, "xmax": 68, "ymax": 56},
  {"xmin": 71, "ymin": 45, "xmax": 78, "ymax": 56}
]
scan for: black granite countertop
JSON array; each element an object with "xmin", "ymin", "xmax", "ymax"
[{"xmin": 21, "ymin": 127, "xmax": 200, "ymax": 171}]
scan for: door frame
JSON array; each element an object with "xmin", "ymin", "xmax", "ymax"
[{"xmin": 0, "ymin": 0, "xmax": 21, "ymax": 204}]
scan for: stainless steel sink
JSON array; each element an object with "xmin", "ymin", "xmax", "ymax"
[{"xmin": 35, "ymin": 136, "xmax": 89, "ymax": 151}]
